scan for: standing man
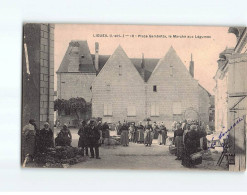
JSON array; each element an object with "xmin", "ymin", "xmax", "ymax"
[
  {"xmin": 78, "ymin": 121, "xmax": 89, "ymax": 156},
  {"xmin": 87, "ymin": 120, "xmax": 102, "ymax": 159}
]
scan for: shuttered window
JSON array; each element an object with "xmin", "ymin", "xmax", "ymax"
[
  {"xmin": 127, "ymin": 105, "xmax": 136, "ymax": 116},
  {"xmin": 151, "ymin": 102, "xmax": 159, "ymax": 116},
  {"xmin": 173, "ymin": 102, "xmax": 182, "ymax": 114},
  {"xmin": 104, "ymin": 103, "xmax": 112, "ymax": 116}
]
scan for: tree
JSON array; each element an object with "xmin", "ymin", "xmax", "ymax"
[
  {"xmin": 54, "ymin": 97, "xmax": 91, "ymax": 121},
  {"xmin": 68, "ymin": 97, "xmax": 87, "ymax": 121}
]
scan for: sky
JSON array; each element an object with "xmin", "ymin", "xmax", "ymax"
[{"xmin": 54, "ymin": 24, "xmax": 236, "ymax": 94}]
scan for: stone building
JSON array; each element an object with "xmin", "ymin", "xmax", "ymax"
[
  {"xmin": 22, "ymin": 23, "xmax": 55, "ymax": 130},
  {"xmin": 57, "ymin": 40, "xmax": 212, "ymax": 127},
  {"xmin": 214, "ymin": 27, "xmax": 247, "ymax": 171},
  {"xmin": 22, "ymin": 23, "xmax": 55, "ymax": 161},
  {"xmin": 56, "ymin": 41, "xmax": 96, "ymax": 125}
]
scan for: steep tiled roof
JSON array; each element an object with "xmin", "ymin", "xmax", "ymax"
[
  {"xmin": 91, "ymin": 54, "xmax": 159, "ymax": 82},
  {"xmin": 57, "ymin": 40, "xmax": 159, "ymax": 80},
  {"xmin": 57, "ymin": 40, "xmax": 96, "ymax": 73}
]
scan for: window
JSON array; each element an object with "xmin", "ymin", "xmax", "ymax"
[
  {"xmin": 127, "ymin": 105, "xmax": 136, "ymax": 116},
  {"xmin": 153, "ymin": 85, "xmax": 157, "ymax": 92},
  {"xmin": 106, "ymin": 83, "xmax": 111, "ymax": 91},
  {"xmin": 104, "ymin": 103, "xmax": 112, "ymax": 116},
  {"xmin": 173, "ymin": 102, "xmax": 182, "ymax": 114},
  {"xmin": 119, "ymin": 65, "xmax": 122, "ymax": 76},
  {"xmin": 151, "ymin": 102, "xmax": 159, "ymax": 116},
  {"xmin": 169, "ymin": 65, "xmax": 173, "ymax": 76}
]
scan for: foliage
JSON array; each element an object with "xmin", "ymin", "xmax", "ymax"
[{"xmin": 54, "ymin": 97, "xmax": 91, "ymax": 120}]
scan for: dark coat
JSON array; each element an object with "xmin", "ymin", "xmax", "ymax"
[
  {"xmin": 78, "ymin": 125, "xmax": 88, "ymax": 147},
  {"xmin": 38, "ymin": 128, "xmax": 54, "ymax": 153},
  {"xmin": 87, "ymin": 125, "xmax": 101, "ymax": 147}
]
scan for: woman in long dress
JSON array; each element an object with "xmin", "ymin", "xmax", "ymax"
[
  {"xmin": 158, "ymin": 122, "xmax": 167, "ymax": 145},
  {"xmin": 120, "ymin": 122, "xmax": 129, "ymax": 146},
  {"xmin": 182, "ymin": 124, "xmax": 202, "ymax": 167},
  {"xmin": 137, "ymin": 122, "xmax": 144, "ymax": 143},
  {"xmin": 55, "ymin": 124, "xmax": 72, "ymax": 146},
  {"xmin": 129, "ymin": 123, "xmax": 135, "ymax": 142},
  {"xmin": 38, "ymin": 122, "xmax": 54, "ymax": 153},
  {"xmin": 144, "ymin": 125, "xmax": 153, "ymax": 146},
  {"xmin": 174, "ymin": 123, "xmax": 184, "ymax": 160}
]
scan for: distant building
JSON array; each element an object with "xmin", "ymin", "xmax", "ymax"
[
  {"xmin": 57, "ymin": 40, "xmax": 212, "ymax": 127},
  {"xmin": 214, "ymin": 27, "xmax": 247, "ymax": 171}
]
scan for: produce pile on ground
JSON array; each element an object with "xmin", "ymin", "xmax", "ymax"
[{"xmin": 35, "ymin": 146, "xmax": 85, "ymax": 168}]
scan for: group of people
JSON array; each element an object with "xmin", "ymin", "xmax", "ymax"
[
  {"xmin": 55, "ymin": 119, "xmax": 111, "ymax": 159},
  {"xmin": 116, "ymin": 121, "xmax": 168, "ymax": 147},
  {"xmin": 172, "ymin": 120, "xmax": 207, "ymax": 168},
  {"xmin": 22, "ymin": 119, "xmax": 54, "ymax": 162},
  {"xmin": 22, "ymin": 118, "xmax": 107, "ymax": 162},
  {"xmin": 22, "ymin": 117, "xmax": 208, "ymax": 168}
]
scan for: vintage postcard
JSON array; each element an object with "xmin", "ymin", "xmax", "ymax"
[{"xmin": 21, "ymin": 24, "xmax": 246, "ymax": 171}]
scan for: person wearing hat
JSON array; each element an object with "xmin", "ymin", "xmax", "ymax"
[
  {"xmin": 55, "ymin": 123, "xmax": 72, "ymax": 146},
  {"xmin": 144, "ymin": 124, "xmax": 153, "ymax": 147},
  {"xmin": 120, "ymin": 121, "xmax": 129, "ymax": 146},
  {"xmin": 158, "ymin": 122, "xmax": 167, "ymax": 145},
  {"xmin": 136, "ymin": 121, "xmax": 144, "ymax": 144},
  {"xmin": 78, "ymin": 121, "xmax": 89, "ymax": 156},
  {"xmin": 87, "ymin": 119, "xmax": 101, "ymax": 159},
  {"xmin": 22, "ymin": 119, "xmax": 38, "ymax": 162},
  {"xmin": 129, "ymin": 123, "xmax": 136, "ymax": 143},
  {"xmin": 38, "ymin": 122, "xmax": 54, "ymax": 153},
  {"xmin": 174, "ymin": 123, "xmax": 184, "ymax": 160}
]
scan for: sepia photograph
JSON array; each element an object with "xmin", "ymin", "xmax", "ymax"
[{"xmin": 21, "ymin": 24, "xmax": 247, "ymax": 171}]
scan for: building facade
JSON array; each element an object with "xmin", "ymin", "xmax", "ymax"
[
  {"xmin": 91, "ymin": 46, "xmax": 212, "ymax": 127},
  {"xmin": 56, "ymin": 41, "xmax": 96, "ymax": 125},
  {"xmin": 214, "ymin": 27, "xmax": 247, "ymax": 171},
  {"xmin": 57, "ymin": 41, "xmax": 212, "ymax": 127}
]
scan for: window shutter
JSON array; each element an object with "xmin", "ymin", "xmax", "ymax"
[
  {"xmin": 104, "ymin": 103, "xmax": 107, "ymax": 115},
  {"xmin": 128, "ymin": 105, "xmax": 136, "ymax": 116},
  {"xmin": 173, "ymin": 102, "xmax": 182, "ymax": 114},
  {"xmin": 108, "ymin": 104, "xmax": 112, "ymax": 115},
  {"xmin": 151, "ymin": 102, "xmax": 156, "ymax": 116},
  {"xmin": 155, "ymin": 103, "xmax": 159, "ymax": 116}
]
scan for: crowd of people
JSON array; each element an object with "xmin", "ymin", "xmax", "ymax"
[
  {"xmin": 22, "ymin": 118, "xmax": 208, "ymax": 168},
  {"xmin": 172, "ymin": 120, "xmax": 207, "ymax": 168},
  {"xmin": 116, "ymin": 121, "xmax": 168, "ymax": 147}
]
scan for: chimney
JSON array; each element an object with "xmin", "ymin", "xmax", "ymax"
[
  {"xmin": 68, "ymin": 41, "xmax": 80, "ymax": 72},
  {"xmin": 189, "ymin": 53, "xmax": 194, "ymax": 78},
  {"xmin": 95, "ymin": 42, "xmax": 99, "ymax": 72},
  {"xmin": 140, "ymin": 53, "xmax": 145, "ymax": 80}
]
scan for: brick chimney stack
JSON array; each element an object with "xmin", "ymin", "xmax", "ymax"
[
  {"xmin": 95, "ymin": 42, "xmax": 99, "ymax": 72},
  {"xmin": 189, "ymin": 53, "xmax": 194, "ymax": 78}
]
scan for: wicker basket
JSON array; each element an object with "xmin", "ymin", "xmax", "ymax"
[{"xmin": 169, "ymin": 145, "xmax": 176, "ymax": 155}]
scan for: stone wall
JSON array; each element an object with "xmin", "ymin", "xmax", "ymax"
[
  {"xmin": 39, "ymin": 24, "xmax": 55, "ymax": 129},
  {"xmin": 22, "ymin": 23, "xmax": 55, "ymax": 130},
  {"xmin": 92, "ymin": 46, "xmax": 146, "ymax": 123},
  {"xmin": 147, "ymin": 48, "xmax": 200, "ymax": 128},
  {"xmin": 57, "ymin": 72, "xmax": 95, "ymax": 102}
]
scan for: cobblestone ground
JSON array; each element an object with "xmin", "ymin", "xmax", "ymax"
[{"xmin": 54, "ymin": 128, "xmax": 228, "ymax": 171}]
